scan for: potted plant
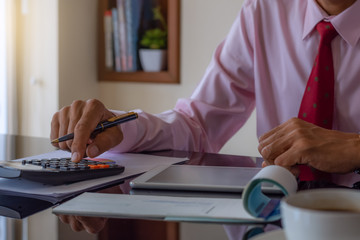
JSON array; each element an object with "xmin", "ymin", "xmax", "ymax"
[{"xmin": 139, "ymin": 6, "xmax": 167, "ymax": 72}]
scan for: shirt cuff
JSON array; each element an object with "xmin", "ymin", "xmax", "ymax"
[{"xmin": 108, "ymin": 109, "xmax": 141, "ymax": 153}]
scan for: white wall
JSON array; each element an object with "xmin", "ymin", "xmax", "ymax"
[
  {"xmin": 16, "ymin": 0, "xmax": 59, "ymax": 138},
  {"xmin": 0, "ymin": 0, "xmax": 7, "ymax": 134},
  {"xmin": 58, "ymin": 0, "xmax": 99, "ymax": 108},
  {"xmin": 16, "ymin": 0, "xmax": 100, "ymax": 137}
]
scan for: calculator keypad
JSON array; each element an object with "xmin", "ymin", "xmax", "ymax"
[
  {"xmin": 0, "ymin": 157, "xmax": 125, "ymax": 185},
  {"xmin": 21, "ymin": 158, "xmax": 119, "ymax": 172}
]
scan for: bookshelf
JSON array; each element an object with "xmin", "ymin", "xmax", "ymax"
[{"xmin": 97, "ymin": 0, "xmax": 180, "ymax": 83}]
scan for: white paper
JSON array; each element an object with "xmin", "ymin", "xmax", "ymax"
[
  {"xmin": 53, "ymin": 192, "xmax": 264, "ymax": 223},
  {"xmin": 52, "ymin": 164, "xmax": 296, "ymax": 224},
  {"xmin": 0, "ymin": 150, "xmax": 187, "ymax": 203}
]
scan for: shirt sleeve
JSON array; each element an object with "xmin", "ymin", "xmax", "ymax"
[{"xmin": 110, "ymin": 4, "xmax": 257, "ymax": 154}]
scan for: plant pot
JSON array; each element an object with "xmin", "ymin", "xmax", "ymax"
[{"xmin": 139, "ymin": 49, "xmax": 167, "ymax": 72}]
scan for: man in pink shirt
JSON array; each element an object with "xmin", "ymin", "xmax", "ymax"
[{"xmin": 53, "ymin": 0, "xmax": 360, "ymax": 233}]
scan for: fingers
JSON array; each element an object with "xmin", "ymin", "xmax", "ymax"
[
  {"xmin": 50, "ymin": 99, "xmax": 118, "ymax": 163},
  {"xmin": 58, "ymin": 106, "xmax": 71, "ymax": 151},
  {"xmin": 75, "ymin": 216, "xmax": 108, "ymax": 234},
  {"xmin": 259, "ymin": 135, "xmax": 291, "ymax": 164},
  {"xmin": 50, "ymin": 101, "xmax": 86, "ymax": 151},
  {"xmin": 58, "ymin": 215, "xmax": 85, "ymax": 232},
  {"xmin": 65, "ymin": 101, "xmax": 87, "ymax": 150},
  {"xmin": 58, "ymin": 214, "xmax": 69, "ymax": 224},
  {"xmin": 50, "ymin": 112, "xmax": 61, "ymax": 148},
  {"xmin": 258, "ymin": 119, "xmax": 295, "ymax": 163},
  {"xmin": 272, "ymin": 145, "xmax": 305, "ymax": 167},
  {"xmin": 86, "ymin": 127, "xmax": 124, "ymax": 158},
  {"xmin": 258, "ymin": 121, "xmax": 287, "ymax": 161},
  {"xmin": 258, "ymin": 118, "xmax": 312, "ymax": 163},
  {"xmin": 70, "ymin": 99, "xmax": 114, "ymax": 162},
  {"xmin": 261, "ymin": 160, "xmax": 300, "ymax": 177},
  {"xmin": 258, "ymin": 118, "xmax": 314, "ymax": 172},
  {"xmin": 261, "ymin": 161, "xmax": 268, "ymax": 168},
  {"xmin": 58, "ymin": 215, "xmax": 108, "ymax": 234},
  {"xmin": 258, "ymin": 122, "xmax": 284, "ymax": 144},
  {"xmin": 257, "ymin": 117, "xmax": 360, "ymax": 174}
]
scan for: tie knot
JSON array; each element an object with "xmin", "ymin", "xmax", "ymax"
[{"xmin": 316, "ymin": 21, "xmax": 338, "ymax": 43}]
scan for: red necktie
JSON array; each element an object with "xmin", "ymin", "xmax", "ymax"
[{"xmin": 297, "ymin": 21, "xmax": 338, "ymax": 181}]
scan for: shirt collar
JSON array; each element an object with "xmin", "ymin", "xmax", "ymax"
[{"xmin": 303, "ymin": 0, "xmax": 360, "ymax": 47}]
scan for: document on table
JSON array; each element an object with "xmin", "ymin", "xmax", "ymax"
[
  {"xmin": 0, "ymin": 150, "xmax": 187, "ymax": 203},
  {"xmin": 53, "ymin": 165, "xmax": 298, "ymax": 224},
  {"xmin": 53, "ymin": 192, "xmax": 264, "ymax": 223}
]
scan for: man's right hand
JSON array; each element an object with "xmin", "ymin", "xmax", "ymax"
[{"xmin": 50, "ymin": 99, "xmax": 124, "ymax": 162}]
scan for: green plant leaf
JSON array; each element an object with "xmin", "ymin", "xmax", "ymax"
[{"xmin": 140, "ymin": 6, "xmax": 168, "ymax": 49}]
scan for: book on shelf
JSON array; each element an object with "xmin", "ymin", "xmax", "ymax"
[
  {"xmin": 117, "ymin": 0, "xmax": 128, "ymax": 71},
  {"xmin": 126, "ymin": 0, "xmax": 143, "ymax": 72},
  {"xmin": 111, "ymin": 8, "xmax": 122, "ymax": 72},
  {"xmin": 105, "ymin": 0, "xmax": 143, "ymax": 72},
  {"xmin": 125, "ymin": 0, "xmax": 133, "ymax": 71},
  {"xmin": 104, "ymin": 10, "xmax": 114, "ymax": 70}
]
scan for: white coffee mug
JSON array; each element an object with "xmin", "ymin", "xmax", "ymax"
[{"xmin": 281, "ymin": 188, "xmax": 360, "ymax": 240}]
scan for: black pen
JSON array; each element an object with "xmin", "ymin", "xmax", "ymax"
[{"xmin": 51, "ymin": 112, "xmax": 138, "ymax": 143}]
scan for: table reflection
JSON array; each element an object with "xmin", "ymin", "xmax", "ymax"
[{"xmin": 0, "ymin": 134, "xmax": 56, "ymax": 218}]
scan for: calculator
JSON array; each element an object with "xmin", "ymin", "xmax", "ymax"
[{"xmin": 0, "ymin": 158, "xmax": 125, "ymax": 185}]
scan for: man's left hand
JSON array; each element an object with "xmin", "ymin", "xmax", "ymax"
[{"xmin": 258, "ymin": 118, "xmax": 360, "ymax": 175}]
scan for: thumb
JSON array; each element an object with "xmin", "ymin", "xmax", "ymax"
[{"xmin": 86, "ymin": 127, "xmax": 124, "ymax": 158}]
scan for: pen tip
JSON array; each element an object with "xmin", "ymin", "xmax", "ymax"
[{"xmin": 51, "ymin": 139, "xmax": 59, "ymax": 143}]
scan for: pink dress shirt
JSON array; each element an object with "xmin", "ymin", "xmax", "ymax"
[{"xmin": 113, "ymin": 0, "xmax": 360, "ymax": 186}]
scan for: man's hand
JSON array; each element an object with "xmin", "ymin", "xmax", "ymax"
[
  {"xmin": 258, "ymin": 118, "xmax": 360, "ymax": 175},
  {"xmin": 56, "ymin": 185, "xmax": 122, "ymax": 234},
  {"xmin": 50, "ymin": 99, "xmax": 124, "ymax": 162},
  {"xmin": 58, "ymin": 215, "xmax": 108, "ymax": 234}
]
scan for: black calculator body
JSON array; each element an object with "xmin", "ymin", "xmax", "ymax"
[{"xmin": 0, "ymin": 158, "xmax": 125, "ymax": 185}]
